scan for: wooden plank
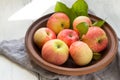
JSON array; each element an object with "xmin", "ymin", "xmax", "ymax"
[
  {"xmin": 0, "ymin": 56, "xmax": 12, "ymax": 80},
  {"xmin": 0, "ymin": 56, "xmax": 39, "ymax": 80}
]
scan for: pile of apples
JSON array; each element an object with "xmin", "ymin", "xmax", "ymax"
[{"xmin": 33, "ymin": 12, "xmax": 108, "ymax": 66}]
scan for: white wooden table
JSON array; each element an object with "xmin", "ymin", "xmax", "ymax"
[
  {"xmin": 0, "ymin": 0, "xmax": 39, "ymax": 80},
  {"xmin": 0, "ymin": 0, "xmax": 120, "ymax": 80}
]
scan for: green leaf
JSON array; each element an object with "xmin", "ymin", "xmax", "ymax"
[
  {"xmin": 93, "ymin": 20, "xmax": 105, "ymax": 27},
  {"xmin": 93, "ymin": 52, "xmax": 102, "ymax": 60},
  {"xmin": 55, "ymin": 2, "xmax": 70, "ymax": 15},
  {"xmin": 71, "ymin": 0, "xmax": 88, "ymax": 16},
  {"xmin": 69, "ymin": 9, "xmax": 78, "ymax": 28},
  {"xmin": 76, "ymin": 22, "xmax": 89, "ymax": 37}
]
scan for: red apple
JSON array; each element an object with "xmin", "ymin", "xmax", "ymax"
[
  {"xmin": 47, "ymin": 12, "xmax": 70, "ymax": 34},
  {"xmin": 57, "ymin": 29, "xmax": 79, "ymax": 47},
  {"xmin": 70, "ymin": 41, "xmax": 93, "ymax": 66},
  {"xmin": 33, "ymin": 28, "xmax": 56, "ymax": 48},
  {"xmin": 73, "ymin": 16, "xmax": 92, "ymax": 34},
  {"xmin": 42, "ymin": 39, "xmax": 69, "ymax": 65},
  {"xmin": 82, "ymin": 26, "xmax": 108, "ymax": 52}
]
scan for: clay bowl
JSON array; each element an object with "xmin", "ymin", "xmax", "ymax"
[{"xmin": 25, "ymin": 13, "xmax": 118, "ymax": 75}]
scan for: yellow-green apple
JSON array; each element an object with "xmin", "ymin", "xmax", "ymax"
[
  {"xmin": 57, "ymin": 29, "xmax": 79, "ymax": 47},
  {"xmin": 47, "ymin": 12, "xmax": 70, "ymax": 34},
  {"xmin": 73, "ymin": 16, "xmax": 92, "ymax": 34},
  {"xmin": 82, "ymin": 26, "xmax": 108, "ymax": 52},
  {"xmin": 42, "ymin": 39, "xmax": 69, "ymax": 65},
  {"xmin": 70, "ymin": 41, "xmax": 93, "ymax": 66},
  {"xmin": 33, "ymin": 28, "xmax": 56, "ymax": 48}
]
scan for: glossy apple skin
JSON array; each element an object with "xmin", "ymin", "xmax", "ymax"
[
  {"xmin": 70, "ymin": 41, "xmax": 93, "ymax": 66},
  {"xmin": 73, "ymin": 16, "xmax": 92, "ymax": 34},
  {"xmin": 42, "ymin": 39, "xmax": 69, "ymax": 65},
  {"xmin": 57, "ymin": 29, "xmax": 79, "ymax": 47},
  {"xmin": 47, "ymin": 12, "xmax": 70, "ymax": 34},
  {"xmin": 33, "ymin": 28, "xmax": 56, "ymax": 48},
  {"xmin": 82, "ymin": 27, "xmax": 108, "ymax": 52}
]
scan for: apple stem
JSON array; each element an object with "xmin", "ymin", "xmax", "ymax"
[
  {"xmin": 61, "ymin": 23, "xmax": 64, "ymax": 28},
  {"xmin": 98, "ymin": 39, "xmax": 102, "ymax": 44},
  {"xmin": 46, "ymin": 32, "xmax": 50, "ymax": 35},
  {"xmin": 57, "ymin": 45, "xmax": 61, "ymax": 48}
]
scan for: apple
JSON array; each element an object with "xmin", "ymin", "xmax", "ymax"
[
  {"xmin": 73, "ymin": 16, "xmax": 92, "ymax": 34},
  {"xmin": 47, "ymin": 12, "xmax": 70, "ymax": 34},
  {"xmin": 70, "ymin": 41, "xmax": 93, "ymax": 66},
  {"xmin": 82, "ymin": 26, "xmax": 108, "ymax": 52},
  {"xmin": 57, "ymin": 29, "xmax": 79, "ymax": 47},
  {"xmin": 42, "ymin": 39, "xmax": 69, "ymax": 65},
  {"xmin": 33, "ymin": 28, "xmax": 56, "ymax": 48}
]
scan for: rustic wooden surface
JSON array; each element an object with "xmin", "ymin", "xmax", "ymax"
[{"xmin": 0, "ymin": 0, "xmax": 120, "ymax": 80}]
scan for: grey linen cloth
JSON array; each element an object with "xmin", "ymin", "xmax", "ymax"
[{"xmin": 0, "ymin": 38, "xmax": 120, "ymax": 80}]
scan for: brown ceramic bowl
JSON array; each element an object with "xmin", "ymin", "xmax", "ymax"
[{"xmin": 25, "ymin": 13, "xmax": 118, "ymax": 75}]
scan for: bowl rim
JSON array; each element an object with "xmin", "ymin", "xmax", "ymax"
[{"xmin": 25, "ymin": 13, "xmax": 118, "ymax": 75}]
